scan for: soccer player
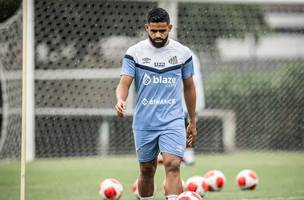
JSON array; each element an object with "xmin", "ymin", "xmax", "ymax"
[{"xmin": 115, "ymin": 8, "xmax": 197, "ymax": 200}]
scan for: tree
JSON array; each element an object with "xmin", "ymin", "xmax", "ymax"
[{"xmin": 178, "ymin": 3, "xmax": 269, "ymax": 54}]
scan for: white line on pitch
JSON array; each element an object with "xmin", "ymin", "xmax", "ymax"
[{"xmin": 241, "ymin": 196, "xmax": 304, "ymax": 200}]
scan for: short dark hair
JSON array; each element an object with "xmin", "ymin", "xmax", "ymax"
[{"xmin": 147, "ymin": 8, "xmax": 170, "ymax": 24}]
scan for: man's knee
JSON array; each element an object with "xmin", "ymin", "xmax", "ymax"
[
  {"xmin": 163, "ymin": 157, "xmax": 181, "ymax": 172},
  {"xmin": 140, "ymin": 162, "xmax": 157, "ymax": 177}
]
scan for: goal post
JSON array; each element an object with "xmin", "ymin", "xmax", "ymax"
[
  {"xmin": 198, "ymin": 110, "xmax": 236, "ymax": 152},
  {"xmin": 20, "ymin": 0, "xmax": 35, "ymax": 199},
  {"xmin": 23, "ymin": 0, "xmax": 35, "ymax": 163}
]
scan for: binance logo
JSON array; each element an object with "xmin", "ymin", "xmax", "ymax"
[{"xmin": 142, "ymin": 98, "xmax": 149, "ymax": 105}]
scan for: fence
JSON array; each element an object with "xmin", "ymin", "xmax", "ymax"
[{"xmin": 0, "ymin": 0, "xmax": 303, "ymax": 160}]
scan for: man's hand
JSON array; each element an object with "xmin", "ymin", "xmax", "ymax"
[
  {"xmin": 115, "ymin": 75, "xmax": 133, "ymax": 118},
  {"xmin": 115, "ymin": 99, "xmax": 126, "ymax": 117},
  {"xmin": 186, "ymin": 121, "xmax": 197, "ymax": 147}
]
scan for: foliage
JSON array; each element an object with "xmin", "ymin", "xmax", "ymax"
[
  {"xmin": 205, "ymin": 62, "xmax": 304, "ymax": 150},
  {"xmin": 178, "ymin": 3, "xmax": 270, "ymax": 53}
]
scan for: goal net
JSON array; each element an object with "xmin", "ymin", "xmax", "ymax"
[
  {"xmin": 0, "ymin": 10, "xmax": 22, "ymax": 160},
  {"xmin": 1, "ymin": 0, "xmax": 304, "ymax": 161}
]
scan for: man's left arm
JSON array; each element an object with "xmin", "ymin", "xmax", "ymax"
[{"xmin": 183, "ymin": 77, "xmax": 197, "ymax": 147}]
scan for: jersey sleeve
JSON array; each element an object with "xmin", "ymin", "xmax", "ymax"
[
  {"xmin": 121, "ymin": 47, "xmax": 136, "ymax": 77},
  {"xmin": 182, "ymin": 55, "xmax": 194, "ymax": 79},
  {"xmin": 182, "ymin": 47, "xmax": 194, "ymax": 79}
]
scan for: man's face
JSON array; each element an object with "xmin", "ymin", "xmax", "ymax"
[{"xmin": 145, "ymin": 22, "xmax": 172, "ymax": 48}]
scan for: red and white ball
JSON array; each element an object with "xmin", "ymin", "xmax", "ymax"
[
  {"xmin": 99, "ymin": 178, "xmax": 123, "ymax": 200},
  {"xmin": 132, "ymin": 179, "xmax": 140, "ymax": 199},
  {"xmin": 184, "ymin": 176, "xmax": 208, "ymax": 197},
  {"xmin": 236, "ymin": 169, "xmax": 258, "ymax": 190},
  {"xmin": 162, "ymin": 179, "xmax": 185, "ymax": 194},
  {"xmin": 177, "ymin": 191, "xmax": 203, "ymax": 200},
  {"xmin": 204, "ymin": 170, "xmax": 226, "ymax": 191}
]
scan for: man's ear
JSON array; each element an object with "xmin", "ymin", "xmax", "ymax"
[
  {"xmin": 168, "ymin": 24, "xmax": 173, "ymax": 31},
  {"xmin": 144, "ymin": 24, "xmax": 149, "ymax": 31}
]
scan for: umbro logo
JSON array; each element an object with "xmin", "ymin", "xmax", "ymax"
[
  {"xmin": 142, "ymin": 57, "xmax": 151, "ymax": 64},
  {"xmin": 168, "ymin": 56, "xmax": 178, "ymax": 65}
]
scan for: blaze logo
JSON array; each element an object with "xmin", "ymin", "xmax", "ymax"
[
  {"xmin": 143, "ymin": 73, "xmax": 176, "ymax": 86},
  {"xmin": 143, "ymin": 73, "xmax": 152, "ymax": 85}
]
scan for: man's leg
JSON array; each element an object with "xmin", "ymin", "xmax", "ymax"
[
  {"xmin": 159, "ymin": 128, "xmax": 186, "ymax": 200},
  {"xmin": 134, "ymin": 130, "xmax": 160, "ymax": 200},
  {"xmin": 138, "ymin": 159, "xmax": 157, "ymax": 199},
  {"xmin": 162, "ymin": 152, "xmax": 183, "ymax": 199}
]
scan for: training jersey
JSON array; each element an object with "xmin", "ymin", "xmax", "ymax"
[{"xmin": 121, "ymin": 38, "xmax": 194, "ymax": 130}]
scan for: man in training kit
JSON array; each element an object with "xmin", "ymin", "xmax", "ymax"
[{"xmin": 115, "ymin": 8, "xmax": 197, "ymax": 200}]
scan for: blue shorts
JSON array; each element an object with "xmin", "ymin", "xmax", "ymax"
[{"xmin": 133, "ymin": 129, "xmax": 186, "ymax": 162}]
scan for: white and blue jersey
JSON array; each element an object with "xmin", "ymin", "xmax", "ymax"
[{"xmin": 121, "ymin": 38, "xmax": 194, "ymax": 131}]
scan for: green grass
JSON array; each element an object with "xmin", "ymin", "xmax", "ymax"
[
  {"xmin": 0, "ymin": 161, "xmax": 20, "ymax": 200},
  {"xmin": 1, "ymin": 152, "xmax": 304, "ymax": 200}
]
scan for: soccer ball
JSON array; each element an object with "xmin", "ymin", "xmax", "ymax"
[
  {"xmin": 236, "ymin": 169, "xmax": 258, "ymax": 190},
  {"xmin": 184, "ymin": 176, "xmax": 208, "ymax": 197},
  {"xmin": 99, "ymin": 178, "xmax": 123, "ymax": 200},
  {"xmin": 162, "ymin": 178, "xmax": 185, "ymax": 194},
  {"xmin": 132, "ymin": 179, "xmax": 140, "ymax": 199},
  {"xmin": 204, "ymin": 170, "xmax": 226, "ymax": 191},
  {"xmin": 177, "ymin": 191, "xmax": 203, "ymax": 200}
]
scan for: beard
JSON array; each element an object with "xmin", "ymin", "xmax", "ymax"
[{"xmin": 148, "ymin": 35, "xmax": 168, "ymax": 48}]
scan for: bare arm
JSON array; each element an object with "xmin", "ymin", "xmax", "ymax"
[
  {"xmin": 183, "ymin": 77, "xmax": 197, "ymax": 147},
  {"xmin": 115, "ymin": 75, "xmax": 133, "ymax": 117}
]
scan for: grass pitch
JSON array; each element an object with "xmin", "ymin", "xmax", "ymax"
[{"xmin": 1, "ymin": 152, "xmax": 304, "ymax": 200}]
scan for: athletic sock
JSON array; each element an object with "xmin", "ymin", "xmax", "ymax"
[
  {"xmin": 165, "ymin": 195, "xmax": 178, "ymax": 200},
  {"xmin": 139, "ymin": 196, "xmax": 153, "ymax": 200},
  {"xmin": 183, "ymin": 148, "xmax": 195, "ymax": 165}
]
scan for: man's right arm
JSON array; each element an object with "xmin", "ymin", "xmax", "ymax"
[{"xmin": 115, "ymin": 75, "xmax": 134, "ymax": 117}]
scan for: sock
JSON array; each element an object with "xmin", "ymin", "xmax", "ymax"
[
  {"xmin": 183, "ymin": 148, "xmax": 195, "ymax": 164},
  {"xmin": 165, "ymin": 195, "xmax": 178, "ymax": 200},
  {"xmin": 139, "ymin": 196, "xmax": 153, "ymax": 200}
]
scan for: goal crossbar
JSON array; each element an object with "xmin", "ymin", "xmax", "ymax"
[
  {"xmin": 121, "ymin": 0, "xmax": 304, "ymax": 4},
  {"xmin": 0, "ymin": 69, "xmax": 121, "ymax": 80}
]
